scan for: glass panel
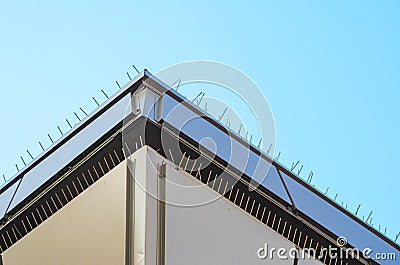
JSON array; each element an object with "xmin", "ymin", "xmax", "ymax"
[
  {"xmin": 261, "ymin": 165, "xmax": 291, "ymax": 204},
  {"xmin": 0, "ymin": 179, "xmax": 21, "ymax": 218},
  {"xmin": 7, "ymin": 95, "xmax": 131, "ymax": 213},
  {"xmin": 281, "ymin": 171, "xmax": 399, "ymax": 263},
  {"xmin": 161, "ymin": 94, "xmax": 292, "ymax": 204}
]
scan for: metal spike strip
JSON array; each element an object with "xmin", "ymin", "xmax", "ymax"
[
  {"xmin": 39, "ymin": 142, "xmax": 45, "ymax": 151},
  {"xmin": 365, "ymin": 211, "xmax": 373, "ymax": 223},
  {"xmin": 132, "ymin": 65, "xmax": 139, "ymax": 74},
  {"xmin": 79, "ymin": 107, "xmax": 88, "ymax": 116},
  {"xmin": 26, "ymin": 150, "xmax": 34, "ymax": 159},
  {"xmin": 238, "ymin": 124, "xmax": 243, "ymax": 135},
  {"xmin": 74, "ymin": 112, "xmax": 81, "ymax": 121},
  {"xmin": 169, "ymin": 78, "xmax": 181, "ymax": 89},
  {"xmin": 101, "ymin": 89, "xmax": 109, "ymax": 99},
  {"xmin": 297, "ymin": 165, "xmax": 303, "ymax": 176},
  {"xmin": 307, "ymin": 171, "xmax": 313, "ymax": 183},
  {"xmin": 267, "ymin": 144, "xmax": 272, "ymax": 154},
  {"xmin": 192, "ymin": 92, "xmax": 203, "ymax": 103},
  {"xmin": 176, "ymin": 79, "xmax": 181, "ymax": 91},
  {"xmin": 20, "ymin": 156, "xmax": 26, "ymax": 166},
  {"xmin": 66, "ymin": 119, "xmax": 73, "ymax": 129},
  {"xmin": 48, "ymin": 134, "xmax": 54, "ymax": 143},
  {"xmin": 355, "ymin": 204, "xmax": 361, "ymax": 215},
  {"xmin": 92, "ymin": 97, "xmax": 100, "ymax": 106},
  {"xmin": 197, "ymin": 92, "xmax": 205, "ymax": 105},
  {"xmin": 276, "ymin": 152, "xmax": 281, "ymax": 161},
  {"xmin": 218, "ymin": 107, "xmax": 228, "ymax": 121},
  {"xmin": 257, "ymin": 138, "xmax": 262, "ymax": 149},
  {"xmin": 291, "ymin": 161, "xmax": 300, "ymax": 171},
  {"xmin": 0, "ymin": 147, "xmax": 124, "ymax": 254},
  {"xmin": 0, "ymin": 116, "xmax": 134, "ymax": 252}
]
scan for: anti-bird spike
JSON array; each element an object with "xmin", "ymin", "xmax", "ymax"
[
  {"xmin": 66, "ymin": 118, "xmax": 72, "ymax": 129},
  {"xmin": 197, "ymin": 92, "xmax": 205, "ymax": 105},
  {"xmin": 192, "ymin": 92, "xmax": 203, "ymax": 103},
  {"xmin": 27, "ymin": 150, "xmax": 33, "ymax": 159},
  {"xmin": 92, "ymin": 97, "xmax": 100, "ymax": 106},
  {"xmin": 257, "ymin": 138, "xmax": 262, "ymax": 148},
  {"xmin": 355, "ymin": 204, "xmax": 361, "ymax": 215},
  {"xmin": 238, "ymin": 124, "xmax": 243, "ymax": 134},
  {"xmin": 20, "ymin": 156, "xmax": 26, "ymax": 166},
  {"xmin": 297, "ymin": 165, "xmax": 303, "ymax": 175},
  {"xmin": 48, "ymin": 134, "xmax": 54, "ymax": 143},
  {"xmin": 74, "ymin": 112, "xmax": 81, "ymax": 121},
  {"xmin": 291, "ymin": 161, "xmax": 300, "ymax": 171},
  {"xmin": 267, "ymin": 144, "xmax": 272, "ymax": 154},
  {"xmin": 80, "ymin": 107, "xmax": 88, "ymax": 116},
  {"xmin": 307, "ymin": 171, "xmax": 313, "ymax": 183},
  {"xmin": 39, "ymin": 141, "xmax": 45, "ymax": 151},
  {"xmin": 132, "ymin": 65, "xmax": 139, "ymax": 74},
  {"xmin": 101, "ymin": 89, "xmax": 109, "ymax": 99},
  {"xmin": 218, "ymin": 107, "xmax": 227, "ymax": 121},
  {"xmin": 170, "ymin": 77, "xmax": 181, "ymax": 89},
  {"xmin": 365, "ymin": 211, "xmax": 373, "ymax": 223}
]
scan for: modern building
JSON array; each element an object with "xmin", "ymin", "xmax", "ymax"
[{"xmin": 0, "ymin": 71, "xmax": 398, "ymax": 265}]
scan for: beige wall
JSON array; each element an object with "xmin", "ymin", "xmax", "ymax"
[
  {"xmin": 2, "ymin": 146, "xmax": 325, "ymax": 265},
  {"xmin": 3, "ymin": 161, "xmax": 127, "ymax": 265},
  {"xmin": 164, "ymin": 162, "xmax": 296, "ymax": 265},
  {"xmin": 142, "ymin": 146, "xmax": 324, "ymax": 265}
]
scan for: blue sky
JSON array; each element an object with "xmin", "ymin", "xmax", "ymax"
[{"xmin": 0, "ymin": 1, "xmax": 399, "ymax": 241}]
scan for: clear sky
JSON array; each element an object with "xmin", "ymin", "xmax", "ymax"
[{"xmin": 0, "ymin": 1, "xmax": 399, "ymax": 242}]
